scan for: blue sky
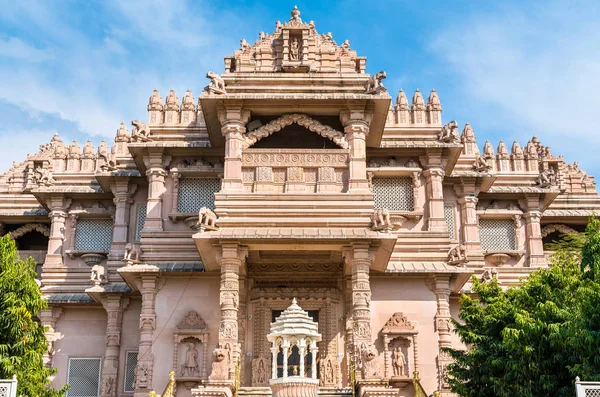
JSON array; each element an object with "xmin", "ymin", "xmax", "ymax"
[{"xmin": 1, "ymin": 0, "xmax": 599, "ymax": 176}]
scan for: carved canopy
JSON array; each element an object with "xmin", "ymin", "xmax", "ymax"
[
  {"xmin": 382, "ymin": 312, "xmax": 418, "ymax": 336},
  {"xmin": 242, "ymin": 113, "xmax": 348, "ymax": 149}
]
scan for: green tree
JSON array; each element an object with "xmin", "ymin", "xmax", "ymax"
[
  {"xmin": 0, "ymin": 235, "xmax": 67, "ymax": 396},
  {"xmin": 445, "ymin": 217, "xmax": 600, "ymax": 397}
]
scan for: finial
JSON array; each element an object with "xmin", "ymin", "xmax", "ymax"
[{"xmin": 290, "ymin": 5, "xmax": 301, "ymax": 22}]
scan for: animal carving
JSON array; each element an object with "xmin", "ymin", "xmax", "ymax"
[
  {"xmin": 123, "ymin": 243, "xmax": 141, "ymax": 263},
  {"xmin": 90, "ymin": 264, "xmax": 106, "ymax": 286},
  {"xmin": 448, "ymin": 244, "xmax": 468, "ymax": 266},
  {"xmin": 438, "ymin": 120, "xmax": 460, "ymax": 143},
  {"xmin": 197, "ymin": 207, "xmax": 218, "ymax": 230},
  {"xmin": 206, "ymin": 71, "xmax": 226, "ymax": 94},
  {"xmin": 34, "ymin": 166, "xmax": 55, "ymax": 186},
  {"xmin": 360, "ymin": 345, "xmax": 380, "ymax": 379},
  {"xmin": 131, "ymin": 120, "xmax": 151, "ymax": 142},
  {"xmin": 365, "ymin": 71, "xmax": 387, "ymax": 94},
  {"xmin": 473, "ymin": 154, "xmax": 492, "ymax": 172},
  {"xmin": 371, "ymin": 208, "xmax": 391, "ymax": 231},
  {"xmin": 536, "ymin": 168, "xmax": 555, "ymax": 188},
  {"xmin": 208, "ymin": 347, "xmax": 229, "ymax": 380}
]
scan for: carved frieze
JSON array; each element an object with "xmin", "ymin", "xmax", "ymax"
[{"xmin": 242, "ymin": 149, "xmax": 348, "ymax": 167}]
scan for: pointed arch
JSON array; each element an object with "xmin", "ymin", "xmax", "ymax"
[
  {"xmin": 242, "ymin": 113, "xmax": 349, "ymax": 149},
  {"xmin": 541, "ymin": 224, "xmax": 579, "ymax": 238}
]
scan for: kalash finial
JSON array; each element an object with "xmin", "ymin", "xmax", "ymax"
[{"xmin": 291, "ymin": 5, "xmax": 301, "ymax": 22}]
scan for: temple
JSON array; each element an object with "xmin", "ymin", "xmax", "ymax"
[{"xmin": 1, "ymin": 6, "xmax": 598, "ymax": 397}]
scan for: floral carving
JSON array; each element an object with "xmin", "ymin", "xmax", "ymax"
[
  {"xmin": 242, "ymin": 114, "xmax": 349, "ymax": 149},
  {"xmin": 8, "ymin": 223, "xmax": 50, "ymax": 239}
]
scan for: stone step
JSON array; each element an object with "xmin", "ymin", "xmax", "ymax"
[{"xmin": 237, "ymin": 386, "xmax": 353, "ymax": 397}]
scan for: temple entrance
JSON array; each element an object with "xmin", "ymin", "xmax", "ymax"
[{"xmin": 273, "ymin": 310, "xmax": 319, "ymax": 378}]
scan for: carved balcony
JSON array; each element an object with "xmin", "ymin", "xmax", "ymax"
[{"xmin": 242, "ymin": 149, "xmax": 349, "ymax": 194}]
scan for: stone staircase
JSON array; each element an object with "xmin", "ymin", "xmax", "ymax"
[{"xmin": 237, "ymin": 386, "xmax": 352, "ymax": 397}]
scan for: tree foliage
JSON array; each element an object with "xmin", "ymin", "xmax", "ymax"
[
  {"xmin": 445, "ymin": 217, "xmax": 600, "ymax": 397},
  {"xmin": 0, "ymin": 235, "xmax": 67, "ymax": 396}
]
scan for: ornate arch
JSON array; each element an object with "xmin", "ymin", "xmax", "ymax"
[
  {"xmin": 8, "ymin": 223, "xmax": 51, "ymax": 239},
  {"xmin": 541, "ymin": 223, "xmax": 579, "ymax": 238},
  {"xmin": 242, "ymin": 113, "xmax": 349, "ymax": 149}
]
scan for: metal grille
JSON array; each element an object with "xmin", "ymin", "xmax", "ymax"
[
  {"xmin": 124, "ymin": 351, "xmax": 138, "ymax": 393},
  {"xmin": 479, "ymin": 219, "xmax": 516, "ymax": 250},
  {"xmin": 372, "ymin": 177, "xmax": 414, "ymax": 211},
  {"xmin": 136, "ymin": 204, "xmax": 146, "ymax": 241},
  {"xmin": 444, "ymin": 205, "xmax": 456, "ymax": 240},
  {"xmin": 67, "ymin": 358, "xmax": 101, "ymax": 397},
  {"xmin": 585, "ymin": 390, "xmax": 600, "ymax": 397},
  {"xmin": 75, "ymin": 219, "xmax": 113, "ymax": 251},
  {"xmin": 177, "ymin": 178, "xmax": 221, "ymax": 212}
]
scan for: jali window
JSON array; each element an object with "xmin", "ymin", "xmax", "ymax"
[
  {"xmin": 479, "ymin": 219, "xmax": 516, "ymax": 251},
  {"xmin": 372, "ymin": 177, "xmax": 414, "ymax": 211},
  {"xmin": 67, "ymin": 358, "xmax": 101, "ymax": 397},
  {"xmin": 75, "ymin": 219, "xmax": 113, "ymax": 251},
  {"xmin": 177, "ymin": 178, "xmax": 221, "ymax": 213},
  {"xmin": 135, "ymin": 204, "xmax": 147, "ymax": 241},
  {"xmin": 124, "ymin": 351, "xmax": 138, "ymax": 393},
  {"xmin": 444, "ymin": 205, "xmax": 456, "ymax": 240}
]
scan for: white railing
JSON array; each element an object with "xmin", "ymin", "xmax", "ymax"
[
  {"xmin": 575, "ymin": 376, "xmax": 600, "ymax": 397},
  {"xmin": 0, "ymin": 375, "xmax": 18, "ymax": 397}
]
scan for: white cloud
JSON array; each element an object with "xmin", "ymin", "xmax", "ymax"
[
  {"xmin": 431, "ymin": 0, "xmax": 600, "ymax": 171},
  {"xmin": 0, "ymin": 36, "xmax": 53, "ymax": 61}
]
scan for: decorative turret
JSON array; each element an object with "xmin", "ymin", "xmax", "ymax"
[
  {"xmin": 460, "ymin": 123, "xmax": 477, "ymax": 155},
  {"xmin": 81, "ymin": 140, "xmax": 95, "ymax": 172},
  {"xmin": 426, "ymin": 89, "xmax": 442, "ymax": 125},
  {"xmin": 267, "ymin": 298, "xmax": 321, "ymax": 397},
  {"xmin": 82, "ymin": 140, "xmax": 95, "ymax": 158},
  {"xmin": 525, "ymin": 140, "xmax": 538, "ymax": 171},
  {"xmin": 483, "ymin": 140, "xmax": 496, "ymax": 171},
  {"xmin": 511, "ymin": 141, "xmax": 525, "ymax": 171},
  {"xmin": 180, "ymin": 89, "xmax": 197, "ymax": 125},
  {"xmin": 164, "ymin": 89, "xmax": 180, "ymax": 124},
  {"xmin": 496, "ymin": 141, "xmax": 510, "ymax": 171},
  {"xmin": 113, "ymin": 122, "xmax": 130, "ymax": 156},
  {"xmin": 395, "ymin": 89, "xmax": 410, "ymax": 124},
  {"xmin": 67, "ymin": 140, "xmax": 81, "ymax": 172},
  {"xmin": 148, "ymin": 89, "xmax": 164, "ymax": 124},
  {"xmin": 411, "ymin": 89, "xmax": 426, "ymax": 124},
  {"xmin": 51, "ymin": 134, "xmax": 67, "ymax": 171}
]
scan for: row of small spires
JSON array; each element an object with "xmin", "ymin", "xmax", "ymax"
[
  {"xmin": 143, "ymin": 87, "xmax": 443, "ymax": 112},
  {"xmin": 394, "ymin": 89, "xmax": 441, "ymax": 110},
  {"xmin": 46, "ymin": 127, "xmax": 131, "ymax": 158}
]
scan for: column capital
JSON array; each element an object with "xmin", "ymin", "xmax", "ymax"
[
  {"xmin": 49, "ymin": 210, "xmax": 68, "ymax": 219},
  {"xmin": 457, "ymin": 195, "xmax": 479, "ymax": 205},
  {"xmin": 423, "ymin": 167, "xmax": 445, "ymax": 179},
  {"xmin": 523, "ymin": 210, "xmax": 542, "ymax": 223}
]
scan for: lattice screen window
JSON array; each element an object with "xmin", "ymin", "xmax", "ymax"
[
  {"xmin": 479, "ymin": 219, "xmax": 516, "ymax": 250},
  {"xmin": 372, "ymin": 177, "xmax": 414, "ymax": 211},
  {"xmin": 444, "ymin": 205, "xmax": 456, "ymax": 240},
  {"xmin": 136, "ymin": 204, "xmax": 147, "ymax": 241},
  {"xmin": 75, "ymin": 219, "xmax": 113, "ymax": 251},
  {"xmin": 177, "ymin": 178, "xmax": 221, "ymax": 212},
  {"xmin": 584, "ymin": 389, "xmax": 600, "ymax": 397},
  {"xmin": 67, "ymin": 358, "xmax": 101, "ymax": 397},
  {"xmin": 124, "ymin": 351, "xmax": 138, "ymax": 393}
]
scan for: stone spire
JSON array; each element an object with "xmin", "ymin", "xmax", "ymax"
[
  {"xmin": 427, "ymin": 89, "xmax": 442, "ymax": 110},
  {"xmin": 165, "ymin": 89, "xmax": 179, "ymax": 111},
  {"xmin": 394, "ymin": 89, "xmax": 410, "ymax": 124},
  {"xmin": 460, "ymin": 123, "xmax": 477, "ymax": 155},
  {"xmin": 68, "ymin": 140, "xmax": 81, "ymax": 159},
  {"xmin": 148, "ymin": 89, "xmax": 163, "ymax": 111},
  {"xmin": 181, "ymin": 89, "xmax": 196, "ymax": 111},
  {"xmin": 396, "ymin": 89, "xmax": 409, "ymax": 110},
  {"xmin": 483, "ymin": 140, "xmax": 496, "ymax": 172},
  {"xmin": 511, "ymin": 141, "xmax": 525, "ymax": 171},
  {"xmin": 82, "ymin": 140, "xmax": 95, "ymax": 159},
  {"xmin": 115, "ymin": 122, "xmax": 130, "ymax": 142},
  {"xmin": 496, "ymin": 141, "xmax": 509, "ymax": 171},
  {"xmin": 411, "ymin": 89, "xmax": 426, "ymax": 124}
]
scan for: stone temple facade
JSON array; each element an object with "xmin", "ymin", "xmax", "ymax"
[{"xmin": 1, "ymin": 7, "xmax": 599, "ymax": 397}]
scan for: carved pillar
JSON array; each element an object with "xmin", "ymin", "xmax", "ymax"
[
  {"xmin": 433, "ymin": 275, "xmax": 452, "ymax": 392},
  {"xmin": 143, "ymin": 151, "xmax": 169, "ymax": 232},
  {"xmin": 383, "ymin": 335, "xmax": 391, "ymax": 379},
  {"xmin": 311, "ymin": 344, "xmax": 318, "ymax": 380},
  {"xmin": 523, "ymin": 210, "xmax": 544, "ymax": 267},
  {"xmin": 457, "ymin": 196, "xmax": 481, "ymax": 252},
  {"xmin": 218, "ymin": 102, "xmax": 250, "ymax": 193},
  {"xmin": 349, "ymin": 244, "xmax": 372, "ymax": 377},
  {"xmin": 237, "ymin": 275, "xmax": 247, "ymax": 385},
  {"xmin": 424, "ymin": 168, "xmax": 446, "ymax": 232},
  {"xmin": 46, "ymin": 196, "xmax": 71, "ymax": 267},
  {"xmin": 344, "ymin": 121, "xmax": 370, "ymax": 193},
  {"xmin": 170, "ymin": 171, "xmax": 181, "ymax": 214},
  {"xmin": 282, "ymin": 342, "xmax": 289, "ymax": 379},
  {"xmin": 134, "ymin": 273, "xmax": 159, "ymax": 396},
  {"xmin": 39, "ymin": 306, "xmax": 63, "ymax": 368},
  {"xmin": 110, "ymin": 179, "xmax": 136, "ymax": 259},
  {"xmin": 271, "ymin": 344, "xmax": 278, "ymax": 380},
  {"xmin": 218, "ymin": 243, "xmax": 245, "ymax": 379},
  {"xmin": 101, "ymin": 294, "xmax": 129, "ymax": 397}
]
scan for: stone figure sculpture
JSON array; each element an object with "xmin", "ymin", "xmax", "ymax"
[
  {"xmin": 448, "ymin": 244, "xmax": 468, "ymax": 266},
  {"xmin": 473, "ymin": 154, "xmax": 492, "ymax": 172},
  {"xmin": 34, "ymin": 166, "xmax": 55, "ymax": 186},
  {"xmin": 131, "ymin": 120, "xmax": 152, "ymax": 142},
  {"xmin": 360, "ymin": 345, "xmax": 380, "ymax": 379},
  {"xmin": 90, "ymin": 264, "xmax": 105, "ymax": 286},
  {"xmin": 365, "ymin": 71, "xmax": 387, "ymax": 94},
  {"xmin": 123, "ymin": 243, "xmax": 142, "ymax": 264},
  {"xmin": 197, "ymin": 207, "xmax": 218, "ymax": 230},
  {"xmin": 206, "ymin": 71, "xmax": 226, "ymax": 94},
  {"xmin": 208, "ymin": 347, "xmax": 229, "ymax": 380},
  {"xmin": 181, "ymin": 342, "xmax": 200, "ymax": 377},
  {"xmin": 537, "ymin": 168, "xmax": 555, "ymax": 188},
  {"xmin": 290, "ymin": 37, "xmax": 300, "ymax": 60},
  {"xmin": 438, "ymin": 120, "xmax": 460, "ymax": 143},
  {"xmin": 392, "ymin": 347, "xmax": 407, "ymax": 377}
]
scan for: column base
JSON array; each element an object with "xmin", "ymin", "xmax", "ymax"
[
  {"xmin": 357, "ymin": 379, "xmax": 399, "ymax": 397},
  {"xmin": 191, "ymin": 380, "xmax": 235, "ymax": 397},
  {"xmin": 271, "ymin": 378, "xmax": 319, "ymax": 397},
  {"xmin": 44, "ymin": 254, "xmax": 64, "ymax": 267}
]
